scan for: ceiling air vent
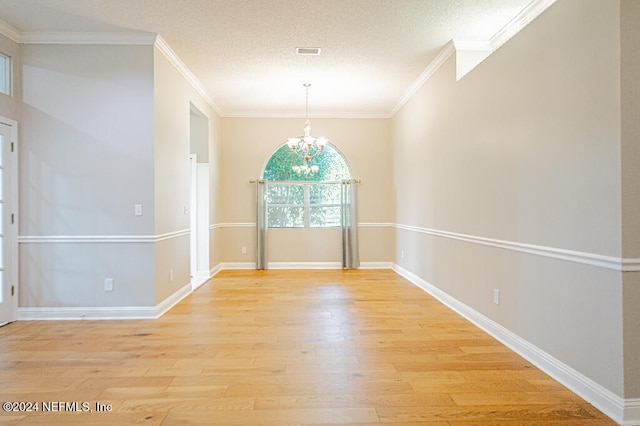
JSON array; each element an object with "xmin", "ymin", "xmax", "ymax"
[{"xmin": 296, "ymin": 47, "xmax": 321, "ymax": 56}]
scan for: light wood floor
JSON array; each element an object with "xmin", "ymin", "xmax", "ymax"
[{"xmin": 0, "ymin": 269, "xmax": 614, "ymax": 425}]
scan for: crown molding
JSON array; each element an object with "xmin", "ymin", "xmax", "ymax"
[
  {"xmin": 0, "ymin": 19, "xmax": 222, "ymax": 116},
  {"xmin": 0, "ymin": 18, "xmax": 21, "ymax": 43},
  {"xmin": 220, "ymin": 111, "xmax": 391, "ymax": 119},
  {"xmin": 153, "ymin": 35, "xmax": 222, "ymax": 116},
  {"xmin": 390, "ymin": 40, "xmax": 456, "ymax": 116},
  {"xmin": 390, "ymin": 0, "xmax": 558, "ymax": 117},
  {"xmin": 19, "ymin": 31, "xmax": 157, "ymax": 45},
  {"xmin": 1, "ymin": 0, "xmax": 559, "ymax": 120},
  {"xmin": 452, "ymin": 40, "xmax": 492, "ymax": 52},
  {"xmin": 491, "ymin": 0, "xmax": 558, "ymax": 50}
]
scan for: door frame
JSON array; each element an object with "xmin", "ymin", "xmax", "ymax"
[{"xmin": 0, "ymin": 116, "xmax": 18, "ymax": 326}]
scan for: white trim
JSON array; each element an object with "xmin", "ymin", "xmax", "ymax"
[
  {"xmin": 209, "ymin": 263, "xmax": 224, "ymax": 277},
  {"xmin": 220, "ymin": 111, "xmax": 390, "ymax": 119},
  {"xmin": 269, "ymin": 262, "xmax": 342, "ymax": 270},
  {"xmin": 622, "ymin": 259, "xmax": 640, "ymax": 273},
  {"xmin": 623, "ymin": 399, "xmax": 640, "ymax": 426},
  {"xmin": 156, "ymin": 229, "xmax": 191, "ymax": 241},
  {"xmin": 211, "ymin": 222, "xmax": 395, "ymax": 230},
  {"xmin": 359, "ymin": 222, "xmax": 395, "ymax": 228},
  {"xmin": 151, "ymin": 282, "xmax": 193, "ymax": 318},
  {"xmin": 20, "ymin": 31, "xmax": 157, "ymax": 45},
  {"xmin": 391, "ymin": 263, "xmax": 635, "ymax": 426},
  {"xmin": 490, "ymin": 0, "xmax": 558, "ymax": 50},
  {"xmin": 191, "ymin": 273, "xmax": 211, "ymax": 291},
  {"xmin": 217, "ymin": 261, "xmax": 393, "ymax": 271},
  {"xmin": 153, "ymin": 35, "xmax": 222, "ymax": 116},
  {"xmin": 0, "ymin": 18, "xmax": 21, "ymax": 43},
  {"xmin": 17, "ymin": 281, "xmax": 192, "ymax": 320},
  {"xmin": 453, "ymin": 40, "xmax": 492, "ymax": 51},
  {"xmin": 390, "ymin": 41, "xmax": 455, "ymax": 116},
  {"xmin": 211, "ymin": 222, "xmax": 255, "ymax": 229},
  {"xmin": 18, "ymin": 229, "xmax": 190, "ymax": 244},
  {"xmin": 209, "ymin": 220, "xmax": 640, "ymax": 272},
  {"xmin": 396, "ymin": 223, "xmax": 640, "ymax": 272},
  {"xmin": 217, "ymin": 262, "xmax": 256, "ymax": 270},
  {"xmin": 360, "ymin": 261, "xmax": 394, "ymax": 269},
  {"xmin": 0, "ymin": 23, "xmax": 222, "ymax": 117},
  {"xmin": 17, "ymin": 306, "xmax": 156, "ymax": 320},
  {"xmin": 390, "ymin": 0, "xmax": 557, "ymax": 116}
]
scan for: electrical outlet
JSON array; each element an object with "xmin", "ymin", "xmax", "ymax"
[
  {"xmin": 241, "ymin": 246, "xmax": 247, "ymax": 254},
  {"xmin": 493, "ymin": 288, "xmax": 500, "ymax": 305},
  {"xmin": 169, "ymin": 269, "xmax": 174, "ymax": 282},
  {"xmin": 401, "ymin": 249, "xmax": 404, "ymax": 259},
  {"xmin": 134, "ymin": 204, "xmax": 143, "ymax": 216},
  {"xmin": 104, "ymin": 278, "xmax": 114, "ymax": 292}
]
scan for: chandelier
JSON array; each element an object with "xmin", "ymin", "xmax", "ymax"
[{"xmin": 286, "ymin": 83, "xmax": 328, "ymax": 165}]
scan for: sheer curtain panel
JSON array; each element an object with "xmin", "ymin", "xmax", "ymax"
[
  {"xmin": 256, "ymin": 180, "xmax": 268, "ymax": 269},
  {"xmin": 341, "ymin": 179, "xmax": 360, "ymax": 269}
]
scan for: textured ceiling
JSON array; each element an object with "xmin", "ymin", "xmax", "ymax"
[{"xmin": 0, "ymin": 0, "xmax": 534, "ymax": 117}]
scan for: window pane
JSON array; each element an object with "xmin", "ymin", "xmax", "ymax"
[
  {"xmin": 263, "ymin": 143, "xmax": 350, "ymax": 182},
  {"xmin": 0, "ymin": 53, "xmax": 9, "ymax": 96},
  {"xmin": 268, "ymin": 206, "xmax": 304, "ymax": 228},
  {"xmin": 267, "ymin": 184, "xmax": 303, "ymax": 205},
  {"xmin": 310, "ymin": 206, "xmax": 341, "ymax": 227},
  {"xmin": 310, "ymin": 183, "xmax": 340, "ymax": 205}
]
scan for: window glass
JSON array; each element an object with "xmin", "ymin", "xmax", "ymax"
[
  {"xmin": 262, "ymin": 143, "xmax": 350, "ymax": 228},
  {"xmin": 263, "ymin": 143, "xmax": 349, "ymax": 182}
]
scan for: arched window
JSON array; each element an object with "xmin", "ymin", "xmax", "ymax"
[{"xmin": 262, "ymin": 143, "xmax": 350, "ymax": 228}]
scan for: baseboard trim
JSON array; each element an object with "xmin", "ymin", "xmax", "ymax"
[
  {"xmin": 14, "ymin": 262, "xmax": 637, "ymax": 423},
  {"xmin": 217, "ymin": 262, "xmax": 256, "ymax": 270},
  {"xmin": 216, "ymin": 261, "xmax": 393, "ymax": 270},
  {"xmin": 624, "ymin": 399, "xmax": 640, "ymax": 426},
  {"xmin": 18, "ymin": 281, "xmax": 193, "ymax": 321},
  {"xmin": 360, "ymin": 261, "xmax": 394, "ymax": 269},
  {"xmin": 154, "ymin": 282, "xmax": 193, "ymax": 318},
  {"xmin": 269, "ymin": 262, "xmax": 342, "ymax": 269},
  {"xmin": 17, "ymin": 306, "xmax": 157, "ymax": 320},
  {"xmin": 391, "ymin": 263, "xmax": 634, "ymax": 426}
]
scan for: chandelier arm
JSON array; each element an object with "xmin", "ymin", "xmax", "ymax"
[{"xmin": 286, "ymin": 83, "xmax": 328, "ymax": 167}]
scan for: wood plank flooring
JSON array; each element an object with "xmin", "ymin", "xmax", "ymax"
[{"xmin": 0, "ymin": 269, "xmax": 615, "ymax": 425}]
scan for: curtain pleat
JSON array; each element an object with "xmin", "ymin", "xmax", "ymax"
[
  {"xmin": 256, "ymin": 179, "xmax": 268, "ymax": 270},
  {"xmin": 341, "ymin": 179, "xmax": 360, "ymax": 269}
]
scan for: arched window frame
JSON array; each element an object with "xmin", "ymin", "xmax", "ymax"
[{"xmin": 261, "ymin": 142, "xmax": 351, "ymax": 228}]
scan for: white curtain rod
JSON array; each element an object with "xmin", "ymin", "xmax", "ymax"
[{"xmin": 249, "ymin": 179, "xmax": 361, "ymax": 184}]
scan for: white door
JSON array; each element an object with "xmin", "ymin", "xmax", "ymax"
[{"xmin": 0, "ymin": 118, "xmax": 17, "ymax": 326}]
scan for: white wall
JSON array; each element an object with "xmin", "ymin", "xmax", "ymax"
[
  {"xmin": 152, "ymin": 45, "xmax": 220, "ymax": 302},
  {"xmin": 219, "ymin": 117, "xmax": 394, "ymax": 265},
  {"xmin": 16, "ymin": 39, "xmax": 224, "ymax": 311},
  {"xmin": 19, "ymin": 43, "xmax": 157, "ymax": 308},
  {"xmin": 392, "ymin": 0, "xmax": 628, "ymax": 400}
]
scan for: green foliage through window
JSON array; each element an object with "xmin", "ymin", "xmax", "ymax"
[
  {"xmin": 262, "ymin": 144, "xmax": 350, "ymax": 228},
  {"xmin": 263, "ymin": 143, "xmax": 350, "ymax": 181}
]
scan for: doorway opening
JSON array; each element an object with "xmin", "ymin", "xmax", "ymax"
[{"xmin": 189, "ymin": 105, "xmax": 210, "ymax": 290}]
